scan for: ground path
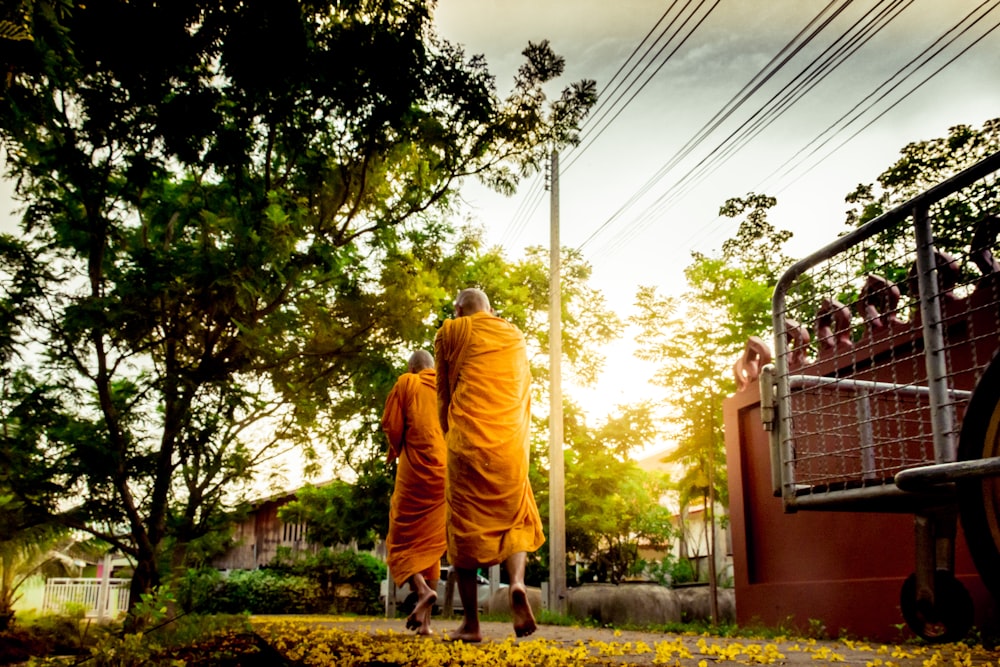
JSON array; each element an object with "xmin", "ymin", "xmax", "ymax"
[{"xmin": 251, "ymin": 615, "xmax": 1000, "ymax": 666}]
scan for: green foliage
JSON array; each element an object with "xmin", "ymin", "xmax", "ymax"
[
  {"xmin": 0, "ymin": 0, "xmax": 596, "ymax": 613},
  {"xmin": 176, "ymin": 548, "xmax": 387, "ymax": 616},
  {"xmin": 203, "ymin": 569, "xmax": 323, "ymax": 616},
  {"xmin": 845, "ymin": 119, "xmax": 1000, "ymax": 229},
  {"xmin": 841, "ymin": 118, "xmax": 1000, "ymax": 302},
  {"xmin": 647, "ymin": 555, "xmax": 697, "ymax": 587},
  {"xmin": 0, "ymin": 519, "xmax": 88, "ymax": 624},
  {"xmin": 632, "ymin": 193, "xmax": 794, "ymax": 575},
  {"xmin": 173, "ymin": 568, "xmax": 224, "ymax": 615},
  {"xmin": 268, "ymin": 547, "xmax": 387, "ymax": 615},
  {"xmin": 278, "ymin": 474, "xmax": 392, "ymax": 551},
  {"xmin": 87, "ymin": 631, "xmax": 168, "ymax": 667},
  {"xmin": 533, "ymin": 401, "xmax": 672, "ymax": 584},
  {"xmin": 127, "ymin": 586, "xmax": 176, "ymax": 632}
]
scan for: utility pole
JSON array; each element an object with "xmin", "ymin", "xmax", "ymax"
[{"xmin": 548, "ymin": 149, "xmax": 567, "ymax": 614}]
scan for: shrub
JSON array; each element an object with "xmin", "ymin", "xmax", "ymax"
[
  {"xmin": 174, "ymin": 568, "xmax": 226, "ymax": 614},
  {"xmin": 207, "ymin": 570, "xmax": 324, "ymax": 615},
  {"xmin": 647, "ymin": 555, "xmax": 697, "ymax": 587},
  {"xmin": 268, "ymin": 548, "xmax": 386, "ymax": 615}
]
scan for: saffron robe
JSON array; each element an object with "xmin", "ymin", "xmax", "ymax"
[
  {"xmin": 434, "ymin": 311, "xmax": 545, "ymax": 568},
  {"xmin": 382, "ymin": 368, "xmax": 448, "ymax": 587}
]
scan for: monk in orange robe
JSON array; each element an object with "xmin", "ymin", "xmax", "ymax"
[
  {"xmin": 435, "ymin": 288, "xmax": 545, "ymax": 642},
  {"xmin": 382, "ymin": 349, "xmax": 448, "ymax": 635}
]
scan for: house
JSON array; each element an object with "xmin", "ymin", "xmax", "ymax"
[
  {"xmin": 212, "ymin": 488, "xmax": 314, "ymax": 571},
  {"xmin": 634, "ymin": 449, "xmax": 733, "ymax": 585}
]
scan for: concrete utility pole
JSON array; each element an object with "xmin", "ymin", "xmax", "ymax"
[{"xmin": 548, "ymin": 150, "xmax": 567, "ymax": 614}]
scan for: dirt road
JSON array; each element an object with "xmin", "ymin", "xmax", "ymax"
[{"xmin": 270, "ymin": 616, "xmax": 1000, "ymax": 666}]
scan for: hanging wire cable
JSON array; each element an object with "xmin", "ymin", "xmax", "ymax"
[
  {"xmin": 593, "ymin": 0, "xmax": 921, "ymax": 259},
  {"xmin": 498, "ymin": 0, "xmax": 719, "ymax": 247},
  {"xmin": 675, "ymin": 0, "xmax": 1000, "ymax": 256},
  {"xmin": 766, "ymin": 0, "xmax": 1000, "ymax": 192},
  {"xmin": 560, "ymin": 0, "xmax": 721, "ymax": 175},
  {"xmin": 576, "ymin": 0, "xmax": 855, "ymax": 253},
  {"xmin": 598, "ymin": 0, "xmax": 905, "ymax": 255},
  {"xmin": 613, "ymin": 0, "xmax": 998, "ymax": 267},
  {"xmin": 498, "ymin": 174, "xmax": 545, "ymax": 247}
]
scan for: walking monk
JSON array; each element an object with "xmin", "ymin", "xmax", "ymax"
[
  {"xmin": 382, "ymin": 350, "xmax": 447, "ymax": 635},
  {"xmin": 434, "ymin": 288, "xmax": 545, "ymax": 642}
]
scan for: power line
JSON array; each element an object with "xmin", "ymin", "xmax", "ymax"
[
  {"xmin": 602, "ymin": 0, "xmax": 912, "ymax": 258},
  {"xmin": 767, "ymin": 0, "xmax": 1000, "ymax": 193},
  {"xmin": 499, "ymin": 0, "xmax": 721, "ymax": 247},
  {"xmin": 619, "ymin": 0, "xmax": 998, "ymax": 267},
  {"xmin": 578, "ymin": 0, "xmax": 860, "ymax": 254},
  {"xmin": 561, "ymin": 0, "xmax": 721, "ymax": 175}
]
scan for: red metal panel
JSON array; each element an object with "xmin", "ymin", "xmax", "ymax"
[{"xmin": 724, "ymin": 384, "xmax": 998, "ymax": 641}]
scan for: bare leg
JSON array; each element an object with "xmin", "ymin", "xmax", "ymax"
[
  {"xmin": 405, "ymin": 573, "xmax": 437, "ymax": 635},
  {"xmin": 504, "ymin": 552, "xmax": 536, "ymax": 637},
  {"xmin": 448, "ymin": 567, "xmax": 482, "ymax": 642}
]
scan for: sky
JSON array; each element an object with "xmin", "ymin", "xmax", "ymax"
[
  {"xmin": 1, "ymin": 1, "xmax": 998, "ymax": 451},
  {"xmin": 429, "ymin": 0, "xmax": 1000, "ymax": 429}
]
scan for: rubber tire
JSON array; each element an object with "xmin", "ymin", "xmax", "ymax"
[
  {"xmin": 900, "ymin": 570, "xmax": 973, "ymax": 643},
  {"xmin": 957, "ymin": 351, "xmax": 1000, "ymax": 602}
]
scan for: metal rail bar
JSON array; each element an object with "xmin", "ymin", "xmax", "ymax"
[
  {"xmin": 913, "ymin": 202, "xmax": 958, "ymax": 465},
  {"xmin": 770, "ymin": 150, "xmax": 1000, "ymax": 511},
  {"xmin": 787, "ymin": 374, "xmax": 973, "ymax": 400},
  {"xmin": 895, "ymin": 457, "xmax": 1000, "ymax": 491}
]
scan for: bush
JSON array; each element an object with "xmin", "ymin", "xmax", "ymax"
[
  {"xmin": 206, "ymin": 570, "xmax": 324, "ymax": 615},
  {"xmin": 647, "ymin": 555, "xmax": 697, "ymax": 587},
  {"xmin": 175, "ymin": 568, "xmax": 226, "ymax": 614},
  {"xmin": 268, "ymin": 548, "xmax": 386, "ymax": 615}
]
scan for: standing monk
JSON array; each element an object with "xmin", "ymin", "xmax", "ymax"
[
  {"xmin": 435, "ymin": 288, "xmax": 545, "ymax": 642},
  {"xmin": 382, "ymin": 350, "xmax": 448, "ymax": 636}
]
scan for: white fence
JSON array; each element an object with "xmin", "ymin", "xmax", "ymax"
[{"xmin": 42, "ymin": 578, "xmax": 131, "ymax": 619}]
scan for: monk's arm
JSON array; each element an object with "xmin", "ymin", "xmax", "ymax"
[
  {"xmin": 381, "ymin": 381, "xmax": 405, "ymax": 463},
  {"xmin": 434, "ymin": 330, "xmax": 451, "ymax": 434}
]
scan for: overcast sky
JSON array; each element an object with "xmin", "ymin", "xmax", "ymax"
[
  {"xmin": 433, "ymin": 0, "xmax": 1000, "ymax": 301},
  {"xmin": 431, "ymin": 0, "xmax": 1000, "ymax": 427}
]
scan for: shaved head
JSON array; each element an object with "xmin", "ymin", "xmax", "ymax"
[
  {"xmin": 408, "ymin": 349, "xmax": 434, "ymax": 373},
  {"xmin": 455, "ymin": 288, "xmax": 491, "ymax": 317}
]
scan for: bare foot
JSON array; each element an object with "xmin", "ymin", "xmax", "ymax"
[
  {"xmin": 510, "ymin": 585, "xmax": 536, "ymax": 638},
  {"xmin": 446, "ymin": 619, "xmax": 482, "ymax": 643},
  {"xmin": 406, "ymin": 589, "xmax": 437, "ymax": 633}
]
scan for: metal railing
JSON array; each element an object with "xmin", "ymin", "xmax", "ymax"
[
  {"xmin": 768, "ymin": 150, "xmax": 1000, "ymax": 512},
  {"xmin": 42, "ymin": 578, "xmax": 131, "ymax": 619}
]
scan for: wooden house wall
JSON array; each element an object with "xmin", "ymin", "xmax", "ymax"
[{"xmin": 212, "ymin": 496, "xmax": 314, "ymax": 571}]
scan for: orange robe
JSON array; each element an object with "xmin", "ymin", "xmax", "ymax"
[
  {"xmin": 434, "ymin": 311, "xmax": 545, "ymax": 569},
  {"xmin": 382, "ymin": 368, "xmax": 447, "ymax": 587}
]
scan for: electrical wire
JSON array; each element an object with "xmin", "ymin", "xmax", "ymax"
[
  {"xmin": 767, "ymin": 0, "xmax": 1000, "ymax": 193},
  {"xmin": 601, "ymin": 0, "xmax": 912, "ymax": 258},
  {"xmin": 498, "ymin": 0, "xmax": 721, "ymax": 247},
  {"xmin": 576, "ymin": 0, "xmax": 857, "ymax": 253}
]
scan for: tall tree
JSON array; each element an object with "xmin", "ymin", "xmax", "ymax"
[
  {"xmin": 843, "ymin": 119, "xmax": 1000, "ymax": 289},
  {"xmin": 844, "ymin": 119, "xmax": 1000, "ymax": 230},
  {"xmin": 0, "ymin": 0, "xmax": 596, "ymax": 619},
  {"xmin": 633, "ymin": 194, "xmax": 794, "ymax": 581},
  {"xmin": 539, "ymin": 400, "xmax": 670, "ymax": 584}
]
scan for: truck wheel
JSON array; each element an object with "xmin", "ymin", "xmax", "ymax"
[
  {"xmin": 957, "ymin": 352, "xmax": 1000, "ymax": 601},
  {"xmin": 899, "ymin": 570, "xmax": 973, "ymax": 643}
]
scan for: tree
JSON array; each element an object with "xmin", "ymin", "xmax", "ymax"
[
  {"xmin": 525, "ymin": 398, "xmax": 670, "ymax": 585},
  {"xmin": 0, "ymin": 0, "xmax": 597, "ymax": 621},
  {"xmin": 845, "ymin": 119, "xmax": 1000, "ymax": 230},
  {"xmin": 0, "ymin": 513, "xmax": 92, "ymax": 629},
  {"xmin": 842, "ymin": 119, "xmax": 1000, "ymax": 292},
  {"xmin": 283, "ymin": 237, "xmax": 624, "ymax": 560},
  {"xmin": 632, "ymin": 194, "xmax": 795, "ymax": 587}
]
